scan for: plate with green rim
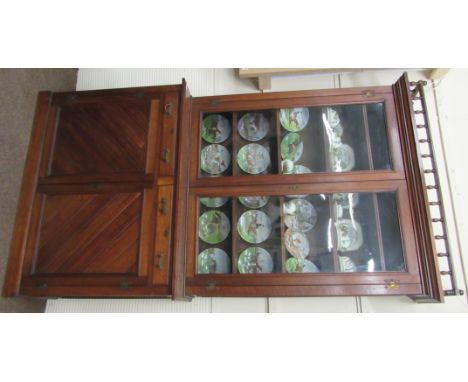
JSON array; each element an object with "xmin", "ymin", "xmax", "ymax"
[
  {"xmin": 200, "ymin": 144, "xmax": 231, "ymax": 175},
  {"xmin": 279, "ymin": 108, "xmax": 309, "ymax": 132},
  {"xmin": 281, "ymin": 132, "xmax": 304, "ymax": 162},
  {"xmin": 198, "ymin": 210, "xmax": 230, "ymax": 244},
  {"xmin": 237, "ymin": 112, "xmax": 269, "ymax": 142},
  {"xmin": 237, "ymin": 143, "xmax": 271, "ymax": 175},
  {"xmin": 238, "ymin": 196, "xmax": 269, "ymax": 209},
  {"xmin": 237, "ymin": 210, "xmax": 272, "ymax": 244},
  {"xmin": 200, "ymin": 197, "xmax": 229, "ymax": 208},
  {"xmin": 238, "ymin": 247, "xmax": 274, "ymax": 274},
  {"xmin": 197, "ymin": 248, "xmax": 231, "ymax": 274},
  {"xmin": 201, "ymin": 114, "xmax": 231, "ymax": 144},
  {"xmin": 285, "ymin": 258, "xmax": 320, "ymax": 273}
]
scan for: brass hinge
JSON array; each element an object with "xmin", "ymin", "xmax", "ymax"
[
  {"xmin": 155, "ymin": 253, "xmax": 164, "ymax": 271},
  {"xmin": 164, "ymin": 103, "xmax": 173, "ymax": 115},
  {"xmin": 119, "ymin": 281, "xmax": 130, "ymax": 290},
  {"xmin": 161, "ymin": 148, "xmax": 171, "ymax": 164},
  {"xmin": 36, "ymin": 281, "xmax": 48, "ymax": 289},
  {"xmin": 206, "ymin": 281, "xmax": 218, "ymax": 291},
  {"xmin": 361, "ymin": 90, "xmax": 375, "ymax": 98},
  {"xmin": 159, "ymin": 197, "xmax": 167, "ymax": 215}
]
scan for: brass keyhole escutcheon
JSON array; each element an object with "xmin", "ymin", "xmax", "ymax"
[
  {"xmin": 385, "ymin": 280, "xmax": 399, "ymax": 290},
  {"xmin": 288, "ymin": 185, "xmax": 298, "ymax": 191},
  {"xmin": 164, "ymin": 103, "xmax": 172, "ymax": 115},
  {"xmin": 155, "ymin": 253, "xmax": 164, "ymax": 270}
]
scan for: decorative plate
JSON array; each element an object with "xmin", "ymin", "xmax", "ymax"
[
  {"xmin": 335, "ymin": 219, "xmax": 363, "ymax": 252},
  {"xmin": 283, "ymin": 199, "xmax": 317, "ymax": 232},
  {"xmin": 201, "ymin": 114, "xmax": 231, "ymax": 143},
  {"xmin": 279, "ymin": 108, "xmax": 310, "ymax": 132},
  {"xmin": 332, "ymin": 193, "xmax": 359, "ymax": 209},
  {"xmin": 200, "ymin": 197, "xmax": 229, "ymax": 208},
  {"xmin": 200, "ymin": 144, "xmax": 231, "ymax": 175},
  {"xmin": 237, "ymin": 112, "xmax": 269, "ymax": 141},
  {"xmin": 197, "ymin": 248, "xmax": 231, "ymax": 274},
  {"xmin": 292, "ymin": 164, "xmax": 312, "ymax": 174},
  {"xmin": 237, "ymin": 210, "xmax": 272, "ymax": 244},
  {"xmin": 198, "ymin": 210, "xmax": 230, "ymax": 244},
  {"xmin": 281, "ymin": 159, "xmax": 295, "ymax": 174},
  {"xmin": 237, "ymin": 143, "xmax": 271, "ymax": 174},
  {"xmin": 339, "ymin": 255, "xmax": 357, "ymax": 272},
  {"xmin": 238, "ymin": 196, "xmax": 269, "ymax": 209},
  {"xmin": 238, "ymin": 247, "xmax": 274, "ymax": 274},
  {"xmin": 281, "ymin": 132, "xmax": 304, "ymax": 162},
  {"xmin": 285, "ymin": 258, "xmax": 320, "ymax": 273},
  {"xmin": 330, "ymin": 143, "xmax": 355, "ymax": 172},
  {"xmin": 284, "ymin": 229, "xmax": 310, "ymax": 258}
]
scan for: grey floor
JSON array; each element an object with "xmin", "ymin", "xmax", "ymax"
[{"xmin": 0, "ymin": 69, "xmax": 77, "ymax": 313}]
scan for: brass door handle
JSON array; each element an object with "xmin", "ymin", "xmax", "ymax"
[
  {"xmin": 164, "ymin": 103, "xmax": 172, "ymax": 115},
  {"xmin": 159, "ymin": 197, "xmax": 167, "ymax": 215},
  {"xmin": 161, "ymin": 148, "xmax": 171, "ymax": 164},
  {"xmin": 155, "ymin": 253, "xmax": 164, "ymax": 270}
]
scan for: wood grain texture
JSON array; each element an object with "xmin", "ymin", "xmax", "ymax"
[
  {"xmin": 50, "ymin": 101, "xmax": 150, "ymax": 176},
  {"xmin": 35, "ymin": 192, "xmax": 142, "ymax": 274}
]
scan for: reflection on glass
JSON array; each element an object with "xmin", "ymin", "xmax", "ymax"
[{"xmin": 197, "ymin": 191, "xmax": 405, "ymax": 275}]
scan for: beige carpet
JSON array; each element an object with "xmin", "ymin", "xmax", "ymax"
[{"xmin": 0, "ymin": 69, "xmax": 77, "ymax": 312}]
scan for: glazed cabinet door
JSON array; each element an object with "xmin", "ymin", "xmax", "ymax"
[
  {"xmin": 183, "ymin": 76, "xmax": 441, "ymax": 300},
  {"xmin": 3, "ymin": 84, "xmax": 183, "ymax": 297}
]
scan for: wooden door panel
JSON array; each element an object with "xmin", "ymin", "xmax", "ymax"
[
  {"xmin": 34, "ymin": 192, "xmax": 142, "ymax": 275},
  {"xmin": 49, "ymin": 101, "xmax": 150, "ymax": 176}
]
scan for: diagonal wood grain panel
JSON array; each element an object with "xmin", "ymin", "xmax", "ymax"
[
  {"xmin": 50, "ymin": 101, "xmax": 150, "ymax": 176},
  {"xmin": 35, "ymin": 192, "xmax": 142, "ymax": 274}
]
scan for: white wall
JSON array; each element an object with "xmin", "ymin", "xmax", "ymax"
[{"xmin": 46, "ymin": 69, "xmax": 468, "ymax": 313}]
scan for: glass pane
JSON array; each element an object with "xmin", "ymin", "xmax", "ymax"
[
  {"xmin": 199, "ymin": 103, "xmax": 392, "ymax": 177},
  {"xmin": 281, "ymin": 103, "xmax": 392, "ymax": 174},
  {"xmin": 196, "ymin": 191, "xmax": 405, "ymax": 274}
]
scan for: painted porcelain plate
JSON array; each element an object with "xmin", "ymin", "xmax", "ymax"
[
  {"xmin": 200, "ymin": 197, "xmax": 229, "ymax": 208},
  {"xmin": 339, "ymin": 255, "xmax": 357, "ymax": 272},
  {"xmin": 283, "ymin": 199, "xmax": 317, "ymax": 232},
  {"xmin": 335, "ymin": 219, "xmax": 363, "ymax": 252},
  {"xmin": 238, "ymin": 196, "xmax": 269, "ymax": 209},
  {"xmin": 285, "ymin": 258, "xmax": 320, "ymax": 273},
  {"xmin": 284, "ymin": 228, "xmax": 310, "ymax": 258},
  {"xmin": 200, "ymin": 144, "xmax": 231, "ymax": 175},
  {"xmin": 198, "ymin": 210, "xmax": 230, "ymax": 244},
  {"xmin": 201, "ymin": 114, "xmax": 231, "ymax": 143},
  {"xmin": 325, "ymin": 107, "xmax": 341, "ymax": 128},
  {"xmin": 281, "ymin": 132, "xmax": 304, "ymax": 162},
  {"xmin": 330, "ymin": 143, "xmax": 355, "ymax": 172},
  {"xmin": 237, "ymin": 143, "xmax": 271, "ymax": 174},
  {"xmin": 237, "ymin": 210, "xmax": 272, "ymax": 244},
  {"xmin": 197, "ymin": 248, "xmax": 231, "ymax": 274},
  {"xmin": 332, "ymin": 193, "xmax": 359, "ymax": 209},
  {"xmin": 237, "ymin": 112, "xmax": 269, "ymax": 141},
  {"xmin": 279, "ymin": 108, "xmax": 309, "ymax": 132},
  {"xmin": 238, "ymin": 247, "xmax": 274, "ymax": 274}
]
